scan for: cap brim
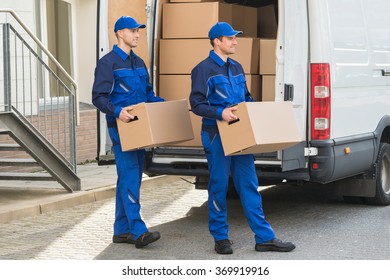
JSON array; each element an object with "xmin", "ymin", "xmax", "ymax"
[{"xmin": 225, "ymin": 30, "xmax": 242, "ymax": 37}]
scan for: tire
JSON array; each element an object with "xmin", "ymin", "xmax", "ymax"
[{"xmin": 366, "ymin": 143, "xmax": 390, "ymax": 205}]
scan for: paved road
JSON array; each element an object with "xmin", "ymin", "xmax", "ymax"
[{"xmin": 0, "ymin": 177, "xmax": 389, "ymax": 260}]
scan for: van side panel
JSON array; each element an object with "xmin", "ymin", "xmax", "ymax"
[
  {"xmin": 310, "ymin": 0, "xmax": 390, "ymax": 139},
  {"xmin": 308, "ymin": 0, "xmax": 390, "ymax": 183}
]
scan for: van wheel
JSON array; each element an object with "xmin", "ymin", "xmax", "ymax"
[{"xmin": 366, "ymin": 143, "xmax": 390, "ymax": 205}]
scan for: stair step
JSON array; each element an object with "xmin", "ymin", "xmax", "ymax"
[
  {"xmin": 0, "ymin": 143, "xmax": 23, "ymax": 151},
  {"xmin": 0, "ymin": 112, "xmax": 80, "ymax": 192},
  {"xmin": 0, "ymin": 158, "xmax": 40, "ymax": 166},
  {"xmin": 0, "ymin": 172, "xmax": 55, "ymax": 181}
]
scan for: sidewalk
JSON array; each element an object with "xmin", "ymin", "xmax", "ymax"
[
  {"xmin": 0, "ymin": 163, "xmax": 121, "ymax": 223},
  {"xmin": 0, "ymin": 166, "xmax": 208, "ymax": 260}
]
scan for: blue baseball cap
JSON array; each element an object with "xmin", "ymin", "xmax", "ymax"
[
  {"xmin": 114, "ymin": 16, "xmax": 146, "ymax": 32},
  {"xmin": 208, "ymin": 22, "xmax": 242, "ymax": 40}
]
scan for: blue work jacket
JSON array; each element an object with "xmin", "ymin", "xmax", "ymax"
[
  {"xmin": 189, "ymin": 50, "xmax": 253, "ymax": 126},
  {"xmin": 92, "ymin": 45, "xmax": 163, "ymax": 121}
]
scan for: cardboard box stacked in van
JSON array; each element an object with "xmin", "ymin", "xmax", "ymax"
[
  {"xmin": 159, "ymin": 1, "xmax": 261, "ymax": 146},
  {"xmin": 158, "ymin": 1, "xmax": 296, "ymax": 153},
  {"xmin": 258, "ymin": 4, "xmax": 277, "ymax": 101}
]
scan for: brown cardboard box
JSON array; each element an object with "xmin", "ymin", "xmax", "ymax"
[
  {"xmin": 116, "ymin": 100, "xmax": 194, "ymax": 151},
  {"xmin": 153, "ymin": 75, "xmax": 202, "ymax": 146},
  {"xmin": 257, "ymin": 4, "xmax": 278, "ymax": 39},
  {"xmin": 157, "ymin": 74, "xmax": 260, "ymax": 147},
  {"xmin": 159, "ymin": 39, "xmax": 210, "ymax": 74},
  {"xmin": 232, "ymin": 5, "xmax": 257, "ymax": 38},
  {"xmin": 157, "ymin": 74, "xmax": 261, "ymax": 147},
  {"xmin": 159, "ymin": 38, "xmax": 259, "ymax": 74},
  {"xmin": 259, "ymin": 39, "xmax": 276, "ymax": 75},
  {"xmin": 162, "ymin": 2, "xmax": 232, "ymax": 39},
  {"xmin": 159, "ymin": 75, "xmax": 191, "ymax": 107},
  {"xmin": 246, "ymin": 75, "xmax": 261, "ymax": 101},
  {"xmin": 217, "ymin": 101, "xmax": 300, "ymax": 155},
  {"xmin": 230, "ymin": 38, "xmax": 260, "ymax": 74},
  {"xmin": 158, "ymin": 74, "xmax": 261, "ymax": 103},
  {"xmin": 261, "ymin": 75, "xmax": 275, "ymax": 101},
  {"xmin": 168, "ymin": 112, "xmax": 202, "ymax": 147}
]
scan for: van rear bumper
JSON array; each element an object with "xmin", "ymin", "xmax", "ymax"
[
  {"xmin": 309, "ymin": 133, "xmax": 376, "ymax": 183},
  {"xmin": 146, "ymin": 163, "xmax": 310, "ymax": 184},
  {"xmin": 145, "ymin": 148, "xmax": 310, "ymax": 184}
]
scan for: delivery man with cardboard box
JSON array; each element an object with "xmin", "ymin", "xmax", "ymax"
[
  {"xmin": 190, "ymin": 22, "xmax": 295, "ymax": 254},
  {"xmin": 92, "ymin": 16, "xmax": 163, "ymax": 248}
]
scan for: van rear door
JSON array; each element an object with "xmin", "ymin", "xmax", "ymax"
[
  {"xmin": 277, "ymin": 0, "xmax": 309, "ymax": 171},
  {"xmin": 146, "ymin": 0, "xmax": 309, "ymax": 178}
]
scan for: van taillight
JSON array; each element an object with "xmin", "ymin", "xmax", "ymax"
[{"xmin": 311, "ymin": 63, "xmax": 331, "ymax": 140}]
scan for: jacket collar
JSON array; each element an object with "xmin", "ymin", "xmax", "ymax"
[
  {"xmin": 209, "ymin": 50, "xmax": 235, "ymax": 67},
  {"xmin": 113, "ymin": 45, "xmax": 136, "ymax": 61}
]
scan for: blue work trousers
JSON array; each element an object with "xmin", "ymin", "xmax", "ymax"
[
  {"xmin": 201, "ymin": 129, "xmax": 276, "ymax": 244},
  {"xmin": 108, "ymin": 126, "xmax": 148, "ymax": 239}
]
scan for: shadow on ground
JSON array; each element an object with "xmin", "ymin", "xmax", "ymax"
[{"xmin": 95, "ymin": 183, "xmax": 389, "ymax": 260}]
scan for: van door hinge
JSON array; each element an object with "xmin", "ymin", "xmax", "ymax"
[
  {"xmin": 304, "ymin": 147, "xmax": 318, "ymax": 156},
  {"xmin": 284, "ymin": 84, "xmax": 294, "ymax": 101}
]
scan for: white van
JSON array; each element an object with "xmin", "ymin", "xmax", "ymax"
[{"xmin": 98, "ymin": 0, "xmax": 390, "ymax": 205}]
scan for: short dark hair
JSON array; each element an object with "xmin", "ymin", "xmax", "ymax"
[{"xmin": 210, "ymin": 36, "xmax": 223, "ymax": 47}]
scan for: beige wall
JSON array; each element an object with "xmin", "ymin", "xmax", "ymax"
[{"xmin": 74, "ymin": 0, "xmax": 97, "ymax": 104}]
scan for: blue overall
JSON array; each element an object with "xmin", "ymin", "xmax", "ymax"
[
  {"xmin": 92, "ymin": 45, "xmax": 164, "ymax": 238},
  {"xmin": 190, "ymin": 51, "xmax": 276, "ymax": 244}
]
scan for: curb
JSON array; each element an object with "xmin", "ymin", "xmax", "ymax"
[
  {"xmin": 0, "ymin": 185, "xmax": 115, "ymax": 224},
  {"xmin": 0, "ymin": 175, "xmax": 176, "ymax": 224}
]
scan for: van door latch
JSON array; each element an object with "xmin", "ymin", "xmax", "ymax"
[
  {"xmin": 382, "ymin": 69, "xmax": 390, "ymax": 76},
  {"xmin": 284, "ymin": 84, "xmax": 294, "ymax": 101}
]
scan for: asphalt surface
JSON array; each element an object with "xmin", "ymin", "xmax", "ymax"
[{"xmin": 0, "ymin": 163, "xmax": 390, "ymax": 261}]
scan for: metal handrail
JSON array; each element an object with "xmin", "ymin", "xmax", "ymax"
[
  {"xmin": 0, "ymin": 8, "xmax": 79, "ymax": 123},
  {"xmin": 1, "ymin": 9, "xmax": 78, "ymax": 172}
]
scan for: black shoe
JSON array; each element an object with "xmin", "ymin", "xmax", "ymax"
[
  {"xmin": 255, "ymin": 238, "xmax": 295, "ymax": 252},
  {"xmin": 112, "ymin": 233, "xmax": 136, "ymax": 244},
  {"xmin": 135, "ymin": 231, "xmax": 161, "ymax": 248},
  {"xmin": 215, "ymin": 239, "xmax": 233, "ymax": 254}
]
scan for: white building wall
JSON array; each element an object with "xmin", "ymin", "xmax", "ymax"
[
  {"xmin": 0, "ymin": 0, "xmax": 38, "ymax": 114},
  {"xmin": 1, "ymin": 0, "xmax": 98, "ymax": 106}
]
